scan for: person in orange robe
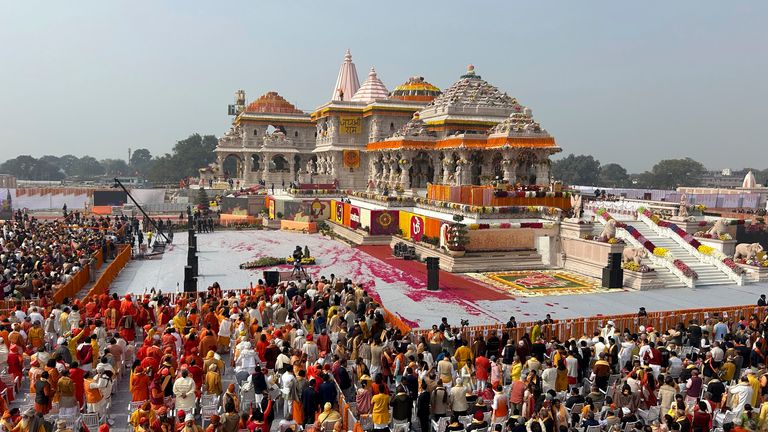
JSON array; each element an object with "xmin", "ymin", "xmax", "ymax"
[{"xmin": 130, "ymin": 366, "xmax": 151, "ymax": 402}]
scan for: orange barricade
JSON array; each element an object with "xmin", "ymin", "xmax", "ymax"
[
  {"xmin": 52, "ymin": 265, "xmax": 91, "ymax": 304},
  {"xmin": 437, "ymin": 304, "xmax": 768, "ymax": 342},
  {"xmin": 83, "ymin": 245, "xmax": 132, "ymax": 302}
]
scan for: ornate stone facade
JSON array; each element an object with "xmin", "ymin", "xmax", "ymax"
[{"xmin": 214, "ymin": 54, "xmax": 560, "ymax": 191}]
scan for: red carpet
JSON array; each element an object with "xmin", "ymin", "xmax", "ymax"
[{"xmin": 356, "ymin": 245, "xmax": 511, "ymax": 301}]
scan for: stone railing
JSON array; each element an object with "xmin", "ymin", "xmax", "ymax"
[
  {"xmin": 597, "ymin": 212, "xmax": 694, "ymax": 288},
  {"xmin": 637, "ymin": 212, "xmax": 745, "ymax": 285},
  {"xmin": 412, "ymin": 197, "xmax": 562, "ymax": 221}
]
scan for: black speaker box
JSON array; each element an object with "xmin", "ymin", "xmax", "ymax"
[
  {"xmin": 264, "ymin": 271, "xmax": 280, "ymax": 287},
  {"xmin": 426, "ymin": 257, "xmax": 439, "ymax": 290},
  {"xmin": 602, "ymin": 267, "xmax": 623, "ymax": 288}
]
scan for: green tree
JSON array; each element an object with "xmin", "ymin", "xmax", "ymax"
[
  {"xmin": 551, "ymin": 154, "xmax": 601, "ymax": 186},
  {"xmin": 598, "ymin": 163, "xmax": 631, "ymax": 187},
  {"xmin": 68, "ymin": 156, "xmax": 105, "ymax": 179},
  {"xmin": 196, "ymin": 187, "xmax": 209, "ymax": 209},
  {"xmin": 130, "ymin": 148, "xmax": 154, "ymax": 175},
  {"xmin": 58, "ymin": 154, "xmax": 81, "ymax": 176},
  {"xmin": 640, "ymin": 158, "xmax": 706, "ymax": 189},
  {"xmin": 0, "ymin": 155, "xmax": 64, "ymax": 180},
  {"xmin": 147, "ymin": 154, "xmax": 177, "ymax": 184},
  {"xmin": 145, "ymin": 134, "xmax": 217, "ymax": 184},
  {"xmin": 100, "ymin": 159, "xmax": 131, "ymax": 177},
  {"xmin": 171, "ymin": 134, "xmax": 217, "ymax": 178}
]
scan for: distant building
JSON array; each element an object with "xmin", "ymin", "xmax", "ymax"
[
  {"xmin": 0, "ymin": 174, "xmax": 17, "ymax": 188},
  {"xmin": 698, "ymin": 169, "xmax": 751, "ymax": 189}
]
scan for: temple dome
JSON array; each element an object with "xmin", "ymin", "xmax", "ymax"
[
  {"xmin": 743, "ymin": 170, "xmax": 757, "ymax": 188},
  {"xmin": 351, "ymin": 67, "xmax": 390, "ymax": 103},
  {"xmin": 244, "ymin": 92, "xmax": 303, "ymax": 114},
  {"xmin": 424, "ymin": 65, "xmax": 519, "ymax": 111},
  {"xmin": 390, "ymin": 76, "xmax": 441, "ymax": 102},
  {"xmin": 331, "ymin": 49, "xmax": 361, "ymax": 101}
]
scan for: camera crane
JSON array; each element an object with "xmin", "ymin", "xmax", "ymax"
[{"xmin": 113, "ymin": 177, "xmax": 171, "ymax": 245}]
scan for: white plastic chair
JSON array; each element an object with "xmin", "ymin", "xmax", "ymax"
[
  {"xmin": 82, "ymin": 413, "xmax": 100, "ymax": 431},
  {"xmin": 128, "ymin": 400, "xmax": 146, "ymax": 413},
  {"xmin": 431, "ymin": 416, "xmax": 450, "ymax": 432}
]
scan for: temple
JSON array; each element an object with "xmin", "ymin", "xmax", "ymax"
[{"xmin": 214, "ymin": 51, "xmax": 560, "ymax": 190}]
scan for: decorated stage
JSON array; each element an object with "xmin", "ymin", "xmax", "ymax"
[{"xmin": 108, "ymin": 230, "xmax": 768, "ymax": 328}]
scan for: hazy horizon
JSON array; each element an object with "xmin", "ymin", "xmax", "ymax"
[{"xmin": 1, "ymin": 1, "xmax": 766, "ymax": 173}]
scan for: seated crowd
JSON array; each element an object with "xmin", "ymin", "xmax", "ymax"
[
  {"xmin": 0, "ymin": 253, "xmax": 765, "ymax": 432},
  {"xmin": 0, "ymin": 214, "xmax": 124, "ymax": 300}
]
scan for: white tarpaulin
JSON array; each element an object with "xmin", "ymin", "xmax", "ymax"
[{"xmin": 128, "ymin": 189, "xmax": 166, "ymax": 205}]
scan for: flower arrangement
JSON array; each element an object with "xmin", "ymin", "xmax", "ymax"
[
  {"xmin": 286, "ymin": 256, "xmax": 316, "ymax": 265},
  {"xmin": 638, "ymin": 207, "xmax": 746, "ymax": 276},
  {"xmin": 722, "ymin": 257, "xmax": 746, "ymax": 274},
  {"xmin": 239, "ymin": 256, "xmax": 286, "ymax": 269},
  {"xmin": 673, "ymin": 259, "xmax": 699, "ymax": 279},
  {"xmin": 734, "ymin": 251, "xmax": 768, "ymax": 268},
  {"xmin": 446, "ymin": 214, "xmax": 469, "ymax": 252},
  {"xmin": 696, "ymin": 232, "xmax": 734, "ymax": 240},
  {"xmin": 466, "ymin": 222, "xmax": 555, "ymax": 230},
  {"xmin": 622, "ymin": 262, "xmax": 654, "ymax": 273},
  {"xmin": 652, "ymin": 247, "xmax": 669, "ymax": 257},
  {"xmin": 288, "ymin": 188, "xmax": 339, "ymax": 195}
]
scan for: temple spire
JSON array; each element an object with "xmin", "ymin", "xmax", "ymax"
[{"xmin": 331, "ymin": 49, "xmax": 360, "ymax": 101}]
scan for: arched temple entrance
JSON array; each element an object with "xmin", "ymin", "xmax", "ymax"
[{"xmin": 222, "ymin": 154, "xmax": 244, "ymax": 178}]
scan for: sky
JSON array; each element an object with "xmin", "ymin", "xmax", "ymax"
[{"xmin": 1, "ymin": 1, "xmax": 766, "ymax": 173}]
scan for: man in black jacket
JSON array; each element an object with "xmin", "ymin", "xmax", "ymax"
[
  {"xmin": 417, "ymin": 384, "xmax": 431, "ymax": 432},
  {"xmin": 390, "ymin": 385, "xmax": 413, "ymax": 427}
]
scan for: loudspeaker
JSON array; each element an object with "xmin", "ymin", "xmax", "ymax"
[
  {"xmin": 426, "ymin": 257, "xmax": 439, "ymax": 291},
  {"xmin": 602, "ymin": 267, "xmax": 623, "ymax": 288},
  {"xmin": 183, "ymin": 265, "xmax": 197, "ymax": 293},
  {"xmin": 264, "ymin": 271, "xmax": 280, "ymax": 287},
  {"xmin": 606, "ymin": 253, "xmax": 622, "ymax": 269}
]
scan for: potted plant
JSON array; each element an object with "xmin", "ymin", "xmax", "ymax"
[{"xmin": 445, "ymin": 214, "xmax": 469, "ymax": 257}]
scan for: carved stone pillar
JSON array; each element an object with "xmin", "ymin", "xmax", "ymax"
[
  {"xmin": 535, "ymin": 162, "xmax": 548, "ymax": 186},
  {"xmin": 399, "ymin": 159, "xmax": 412, "ymax": 189},
  {"xmin": 330, "ymin": 153, "xmax": 338, "ymax": 178},
  {"xmin": 432, "ymin": 155, "xmax": 442, "ymax": 185},
  {"xmin": 502, "ymin": 158, "xmax": 514, "ymax": 182},
  {"xmin": 388, "ymin": 156, "xmax": 399, "ymax": 188},
  {"xmin": 289, "ymin": 157, "xmax": 297, "ymax": 181},
  {"xmin": 442, "ymin": 160, "xmax": 454, "ymax": 184},
  {"xmin": 262, "ymin": 152, "xmax": 271, "ymax": 175},
  {"xmin": 380, "ymin": 154, "xmax": 390, "ymax": 189},
  {"xmin": 242, "ymin": 152, "xmax": 251, "ymax": 183}
]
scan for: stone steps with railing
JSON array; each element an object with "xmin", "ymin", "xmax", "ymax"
[{"xmin": 634, "ymin": 212, "xmax": 745, "ymax": 286}]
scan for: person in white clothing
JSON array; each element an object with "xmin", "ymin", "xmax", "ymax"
[
  {"xmin": 729, "ymin": 377, "xmax": 753, "ymax": 416},
  {"xmin": 217, "ymin": 316, "xmax": 233, "ymax": 354},
  {"xmin": 541, "ymin": 362, "xmax": 557, "ymax": 393},
  {"xmin": 173, "ymin": 369, "xmax": 197, "ymax": 412},
  {"xmin": 601, "ymin": 321, "xmax": 616, "ymax": 341},
  {"xmin": 235, "ymin": 342, "xmax": 258, "ymax": 380}
]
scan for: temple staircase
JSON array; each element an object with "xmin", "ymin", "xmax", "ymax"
[{"xmin": 626, "ymin": 221, "xmax": 735, "ymax": 286}]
